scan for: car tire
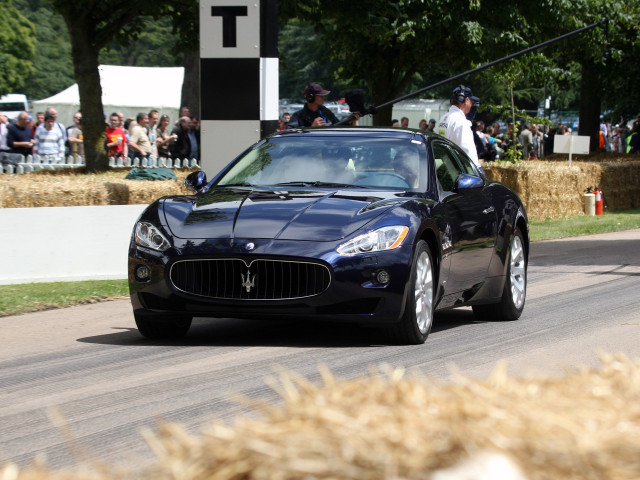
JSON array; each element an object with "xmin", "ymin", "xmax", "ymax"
[
  {"xmin": 472, "ymin": 229, "xmax": 526, "ymax": 321},
  {"xmin": 134, "ymin": 313, "xmax": 192, "ymax": 339},
  {"xmin": 390, "ymin": 240, "xmax": 435, "ymax": 345}
]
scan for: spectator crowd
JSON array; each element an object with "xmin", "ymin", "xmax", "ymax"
[
  {"xmin": 3, "ymin": 104, "xmax": 640, "ymax": 169},
  {"xmin": 1, "ymin": 106, "xmax": 201, "ymax": 166},
  {"xmin": 391, "ymin": 116, "xmax": 640, "ymax": 159}
]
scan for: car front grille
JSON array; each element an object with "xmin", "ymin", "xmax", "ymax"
[{"xmin": 169, "ymin": 258, "xmax": 331, "ymax": 300}]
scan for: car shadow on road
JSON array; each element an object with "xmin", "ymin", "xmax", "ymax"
[{"xmin": 77, "ymin": 309, "xmax": 483, "ymax": 348}]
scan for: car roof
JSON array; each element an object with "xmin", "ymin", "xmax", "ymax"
[{"xmin": 271, "ymin": 126, "xmax": 438, "ymax": 140}]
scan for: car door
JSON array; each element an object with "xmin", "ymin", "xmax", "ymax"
[{"xmin": 431, "ymin": 140, "xmax": 497, "ymax": 293}]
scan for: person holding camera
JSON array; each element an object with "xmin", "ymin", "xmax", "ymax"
[
  {"xmin": 170, "ymin": 116, "xmax": 192, "ymax": 160},
  {"xmin": 287, "ymin": 83, "xmax": 340, "ymax": 128}
]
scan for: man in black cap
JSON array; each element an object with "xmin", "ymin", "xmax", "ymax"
[
  {"xmin": 426, "ymin": 118, "xmax": 436, "ymax": 132},
  {"xmin": 437, "ymin": 85, "xmax": 481, "ymax": 169},
  {"xmin": 287, "ymin": 83, "xmax": 340, "ymax": 128}
]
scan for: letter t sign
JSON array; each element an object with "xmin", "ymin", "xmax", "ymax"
[{"xmin": 210, "ymin": 6, "xmax": 248, "ymax": 47}]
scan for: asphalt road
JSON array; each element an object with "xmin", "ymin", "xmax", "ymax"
[{"xmin": 1, "ymin": 229, "xmax": 639, "ymax": 471}]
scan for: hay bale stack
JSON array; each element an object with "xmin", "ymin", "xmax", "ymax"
[
  {"xmin": 485, "ymin": 159, "xmax": 640, "ymax": 219},
  {"xmin": 140, "ymin": 355, "xmax": 640, "ymax": 480},
  {"xmin": 0, "ymin": 169, "xmax": 193, "ymax": 208},
  {"xmin": 1, "ymin": 354, "xmax": 639, "ymax": 479},
  {"xmin": 599, "ymin": 160, "xmax": 640, "ymax": 210},
  {"xmin": 0, "ymin": 173, "xmax": 111, "ymax": 208},
  {"xmin": 2, "ymin": 160, "xmax": 640, "ymax": 216},
  {"xmin": 123, "ymin": 178, "xmax": 192, "ymax": 204},
  {"xmin": 484, "ymin": 162, "xmax": 589, "ymax": 218}
]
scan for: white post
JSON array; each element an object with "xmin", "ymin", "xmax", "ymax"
[{"xmin": 568, "ymin": 135, "xmax": 573, "ymax": 166}]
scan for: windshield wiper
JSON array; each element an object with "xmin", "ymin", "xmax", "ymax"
[
  {"xmin": 273, "ymin": 181, "xmax": 313, "ymax": 186},
  {"xmin": 220, "ymin": 182, "xmax": 254, "ymax": 187},
  {"xmin": 309, "ymin": 181, "xmax": 366, "ymax": 188},
  {"xmin": 273, "ymin": 181, "xmax": 365, "ymax": 188}
]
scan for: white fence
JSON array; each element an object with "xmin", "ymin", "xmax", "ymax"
[{"xmin": 0, "ymin": 153, "xmax": 199, "ymax": 174}]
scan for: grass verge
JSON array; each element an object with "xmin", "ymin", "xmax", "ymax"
[
  {"xmin": 1, "ymin": 209, "xmax": 639, "ymax": 317},
  {"xmin": 0, "ymin": 279, "xmax": 129, "ymax": 317},
  {"xmin": 529, "ymin": 208, "xmax": 640, "ymax": 241}
]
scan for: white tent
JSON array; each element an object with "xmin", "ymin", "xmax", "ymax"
[{"xmin": 32, "ymin": 65, "xmax": 185, "ymax": 127}]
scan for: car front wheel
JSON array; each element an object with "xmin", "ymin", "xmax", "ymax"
[
  {"xmin": 134, "ymin": 313, "xmax": 192, "ymax": 339},
  {"xmin": 473, "ymin": 229, "xmax": 526, "ymax": 321},
  {"xmin": 390, "ymin": 240, "xmax": 434, "ymax": 344}
]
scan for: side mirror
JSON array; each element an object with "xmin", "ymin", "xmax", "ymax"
[
  {"xmin": 454, "ymin": 173, "xmax": 484, "ymax": 193},
  {"xmin": 184, "ymin": 171, "xmax": 207, "ymax": 193}
]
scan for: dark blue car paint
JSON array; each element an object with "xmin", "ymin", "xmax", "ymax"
[{"xmin": 128, "ymin": 127, "xmax": 528, "ymax": 326}]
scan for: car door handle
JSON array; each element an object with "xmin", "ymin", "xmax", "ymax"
[{"xmin": 483, "ymin": 206, "xmax": 495, "ymax": 215}]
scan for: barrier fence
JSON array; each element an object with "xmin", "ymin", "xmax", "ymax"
[{"xmin": 0, "ymin": 153, "xmax": 199, "ymax": 174}]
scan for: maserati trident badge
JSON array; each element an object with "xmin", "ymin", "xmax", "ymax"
[{"xmin": 241, "ymin": 270, "xmax": 255, "ymax": 293}]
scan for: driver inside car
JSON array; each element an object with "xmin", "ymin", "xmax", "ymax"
[{"xmin": 393, "ymin": 148, "xmax": 420, "ymax": 188}]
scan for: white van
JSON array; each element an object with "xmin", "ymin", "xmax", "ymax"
[{"xmin": 0, "ymin": 94, "xmax": 29, "ymax": 120}]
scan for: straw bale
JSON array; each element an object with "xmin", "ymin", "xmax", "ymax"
[
  {"xmin": 140, "ymin": 354, "xmax": 640, "ymax": 480},
  {"xmin": 121, "ymin": 178, "xmax": 192, "ymax": 205},
  {"xmin": 0, "ymin": 169, "xmax": 193, "ymax": 208},
  {"xmin": 0, "ymin": 172, "xmax": 111, "ymax": 208},
  {"xmin": 2, "ymin": 159, "xmax": 640, "ymax": 216},
  {"xmin": 484, "ymin": 159, "xmax": 640, "ymax": 219},
  {"xmin": 2, "ymin": 354, "xmax": 640, "ymax": 480}
]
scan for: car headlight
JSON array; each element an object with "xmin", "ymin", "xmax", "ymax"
[
  {"xmin": 337, "ymin": 225, "xmax": 409, "ymax": 256},
  {"xmin": 135, "ymin": 221, "xmax": 171, "ymax": 252}
]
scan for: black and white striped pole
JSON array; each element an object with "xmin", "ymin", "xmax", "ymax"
[{"xmin": 199, "ymin": 0, "xmax": 279, "ymax": 173}]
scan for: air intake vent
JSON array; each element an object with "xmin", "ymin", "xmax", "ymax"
[{"xmin": 170, "ymin": 258, "xmax": 331, "ymax": 300}]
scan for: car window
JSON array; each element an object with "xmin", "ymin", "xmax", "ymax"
[
  {"xmin": 217, "ymin": 136, "xmax": 428, "ymax": 191},
  {"xmin": 431, "ymin": 142, "xmax": 465, "ymax": 192},
  {"xmin": 448, "ymin": 144, "xmax": 481, "ymax": 177}
]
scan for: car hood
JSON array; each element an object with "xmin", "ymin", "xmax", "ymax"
[{"xmin": 162, "ymin": 187, "xmax": 407, "ymax": 241}]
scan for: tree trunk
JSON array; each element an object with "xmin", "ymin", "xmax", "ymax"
[
  {"xmin": 181, "ymin": 49, "xmax": 200, "ymax": 119},
  {"xmin": 64, "ymin": 15, "xmax": 108, "ymax": 172},
  {"xmin": 369, "ymin": 77, "xmax": 402, "ymax": 127},
  {"xmin": 578, "ymin": 60, "xmax": 602, "ymax": 153}
]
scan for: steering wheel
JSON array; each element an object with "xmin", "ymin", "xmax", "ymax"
[{"xmin": 353, "ymin": 172, "xmax": 411, "ymax": 188}]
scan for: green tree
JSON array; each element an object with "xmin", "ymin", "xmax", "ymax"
[
  {"xmin": 279, "ymin": 0, "xmax": 635, "ymax": 143},
  {"xmin": 0, "ymin": 0, "xmax": 36, "ymax": 96},
  {"xmin": 539, "ymin": 0, "xmax": 637, "ymax": 150},
  {"xmin": 48, "ymin": 0, "xmax": 166, "ymax": 172},
  {"xmin": 99, "ymin": 16, "xmax": 179, "ymax": 68},
  {"xmin": 598, "ymin": 1, "xmax": 640, "ymax": 124},
  {"xmin": 161, "ymin": 0, "xmax": 199, "ymax": 118},
  {"xmin": 279, "ymin": 19, "xmax": 354, "ymax": 101},
  {"xmin": 13, "ymin": 0, "xmax": 73, "ymax": 101},
  {"xmin": 279, "ymin": 0, "xmax": 548, "ymax": 126}
]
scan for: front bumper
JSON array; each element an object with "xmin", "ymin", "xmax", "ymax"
[{"xmin": 128, "ymin": 237, "xmax": 414, "ymax": 324}]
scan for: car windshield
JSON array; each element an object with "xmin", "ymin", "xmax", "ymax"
[{"xmin": 216, "ymin": 135, "xmax": 428, "ymax": 191}]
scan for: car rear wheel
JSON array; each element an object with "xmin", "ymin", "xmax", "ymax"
[
  {"xmin": 472, "ymin": 229, "xmax": 526, "ymax": 321},
  {"xmin": 134, "ymin": 313, "xmax": 192, "ymax": 339},
  {"xmin": 390, "ymin": 240, "xmax": 434, "ymax": 344}
]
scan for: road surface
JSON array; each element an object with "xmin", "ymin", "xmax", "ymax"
[{"xmin": 1, "ymin": 229, "xmax": 638, "ymax": 470}]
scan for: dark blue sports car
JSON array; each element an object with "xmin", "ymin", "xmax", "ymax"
[{"xmin": 128, "ymin": 127, "xmax": 528, "ymax": 344}]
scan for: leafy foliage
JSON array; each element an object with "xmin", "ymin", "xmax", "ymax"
[
  {"xmin": 279, "ymin": 19, "xmax": 355, "ymax": 101},
  {"xmin": 46, "ymin": 0, "xmax": 171, "ymax": 171},
  {"xmin": 0, "ymin": 0, "xmax": 36, "ymax": 96},
  {"xmin": 278, "ymin": 0, "xmax": 639, "ymax": 134},
  {"xmin": 12, "ymin": 1, "xmax": 183, "ymax": 101},
  {"xmin": 598, "ymin": 1, "xmax": 640, "ymax": 122},
  {"xmin": 99, "ymin": 16, "xmax": 179, "ymax": 67},
  {"xmin": 278, "ymin": 0, "xmax": 566, "ymax": 125}
]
